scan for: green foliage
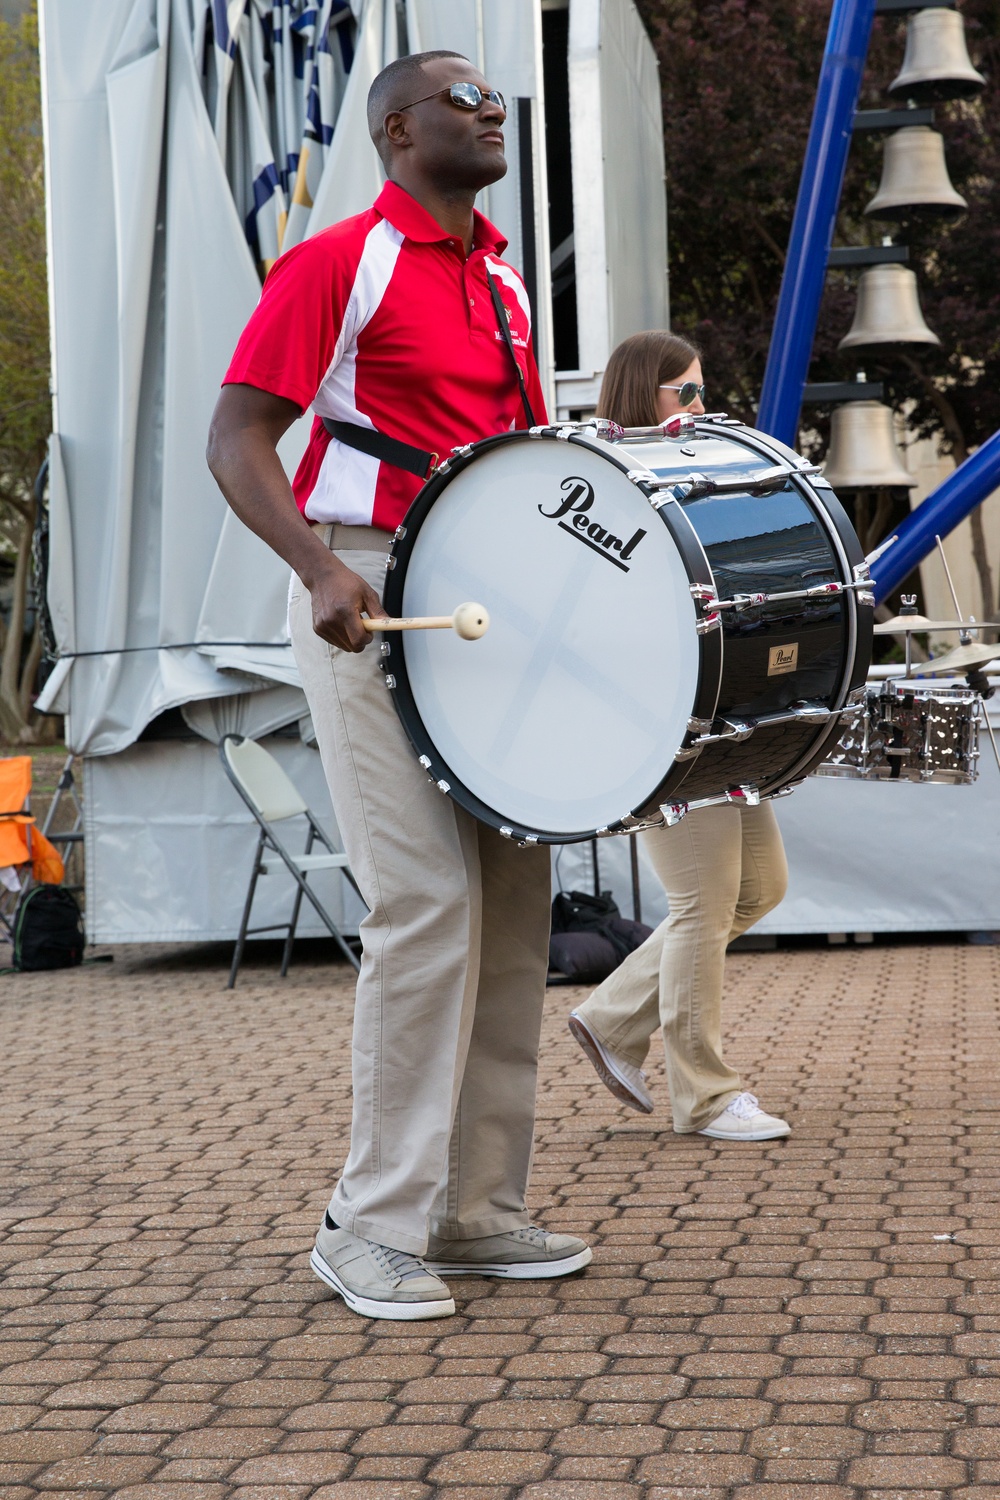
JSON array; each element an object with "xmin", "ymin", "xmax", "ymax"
[
  {"xmin": 0, "ymin": 3, "xmax": 48, "ymax": 538},
  {"xmin": 0, "ymin": 3, "xmax": 51, "ymax": 740}
]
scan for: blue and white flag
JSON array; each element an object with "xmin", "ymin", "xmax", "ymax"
[{"xmin": 191, "ymin": 0, "xmax": 360, "ymax": 269}]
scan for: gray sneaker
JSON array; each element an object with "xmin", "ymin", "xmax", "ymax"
[
  {"xmin": 425, "ymin": 1224, "xmax": 592, "ymax": 1279},
  {"xmin": 310, "ymin": 1221, "xmax": 455, "ymax": 1320},
  {"xmin": 569, "ymin": 1010, "xmax": 654, "ymax": 1113}
]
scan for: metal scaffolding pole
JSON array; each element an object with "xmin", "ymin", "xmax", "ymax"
[{"xmin": 757, "ymin": 0, "xmax": 878, "ymax": 446}]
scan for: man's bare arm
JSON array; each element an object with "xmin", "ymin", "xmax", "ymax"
[{"xmin": 206, "ymin": 383, "xmax": 387, "ymax": 652}]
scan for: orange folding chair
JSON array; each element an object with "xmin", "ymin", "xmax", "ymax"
[{"xmin": 0, "ymin": 757, "xmax": 65, "ymax": 938}]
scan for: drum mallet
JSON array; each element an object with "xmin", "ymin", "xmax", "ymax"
[{"xmin": 362, "ymin": 603, "xmax": 490, "ymax": 640}]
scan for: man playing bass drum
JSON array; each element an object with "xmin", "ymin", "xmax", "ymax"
[{"xmin": 207, "ymin": 50, "xmax": 591, "ymax": 1321}]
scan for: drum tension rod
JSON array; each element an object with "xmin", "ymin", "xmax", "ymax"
[
  {"xmin": 710, "ymin": 577, "xmax": 875, "ymax": 611},
  {"xmin": 643, "ymin": 464, "xmax": 819, "ymax": 502},
  {"xmin": 660, "ymin": 786, "xmax": 762, "ymax": 827},
  {"xmin": 679, "ymin": 701, "xmax": 841, "ymax": 754}
]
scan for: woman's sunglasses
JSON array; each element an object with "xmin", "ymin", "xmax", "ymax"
[
  {"xmin": 397, "ymin": 81, "xmax": 507, "ymax": 116},
  {"xmin": 659, "ymin": 381, "xmax": 706, "ymax": 407}
]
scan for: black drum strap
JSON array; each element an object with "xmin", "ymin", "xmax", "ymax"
[
  {"xmin": 321, "ymin": 418, "xmax": 438, "ymax": 479},
  {"xmin": 486, "ymin": 270, "xmax": 537, "ymax": 429}
]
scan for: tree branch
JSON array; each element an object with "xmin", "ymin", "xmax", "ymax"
[{"xmin": 747, "ymin": 215, "xmax": 786, "ymax": 268}]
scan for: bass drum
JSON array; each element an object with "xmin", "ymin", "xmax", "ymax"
[{"xmin": 381, "ymin": 418, "xmax": 873, "ymax": 844}]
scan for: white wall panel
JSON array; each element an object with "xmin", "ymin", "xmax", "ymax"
[{"xmin": 84, "ymin": 737, "xmax": 366, "ymax": 944}]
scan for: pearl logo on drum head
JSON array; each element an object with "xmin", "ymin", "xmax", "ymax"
[
  {"xmin": 538, "ymin": 475, "xmax": 647, "ymax": 573},
  {"xmin": 768, "ymin": 643, "xmax": 799, "ymax": 676}
]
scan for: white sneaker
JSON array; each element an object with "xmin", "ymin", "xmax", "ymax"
[
  {"xmin": 697, "ymin": 1091, "xmax": 790, "ymax": 1141},
  {"xmin": 568, "ymin": 1011, "xmax": 654, "ymax": 1113},
  {"xmin": 310, "ymin": 1220, "xmax": 455, "ymax": 1320},
  {"xmin": 426, "ymin": 1225, "xmax": 592, "ymax": 1279}
]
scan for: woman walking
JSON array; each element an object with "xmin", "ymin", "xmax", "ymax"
[{"xmin": 569, "ymin": 331, "xmax": 790, "ymax": 1142}]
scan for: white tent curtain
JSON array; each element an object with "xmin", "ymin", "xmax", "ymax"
[
  {"xmin": 38, "ymin": 0, "xmax": 397, "ymax": 754},
  {"xmin": 180, "ymin": 681, "xmax": 310, "ymax": 740}
]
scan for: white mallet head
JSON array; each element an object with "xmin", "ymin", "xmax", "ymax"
[{"xmin": 452, "ymin": 602, "xmax": 490, "ymax": 640}]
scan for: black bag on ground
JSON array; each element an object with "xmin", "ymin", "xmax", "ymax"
[
  {"xmin": 11, "ymin": 885, "xmax": 84, "ymax": 972},
  {"xmin": 549, "ymin": 888, "xmax": 653, "ymax": 984}
]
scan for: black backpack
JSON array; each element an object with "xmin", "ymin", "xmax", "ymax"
[
  {"xmin": 10, "ymin": 885, "xmax": 84, "ymax": 972},
  {"xmin": 549, "ymin": 888, "xmax": 653, "ymax": 984}
]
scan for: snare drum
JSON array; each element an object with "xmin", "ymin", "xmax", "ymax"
[
  {"xmin": 816, "ymin": 680, "xmax": 981, "ymax": 784},
  {"xmin": 381, "ymin": 417, "xmax": 873, "ymax": 843}
]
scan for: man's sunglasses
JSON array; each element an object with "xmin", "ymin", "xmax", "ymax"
[
  {"xmin": 659, "ymin": 381, "xmax": 706, "ymax": 407},
  {"xmin": 396, "ymin": 81, "xmax": 507, "ymax": 116}
]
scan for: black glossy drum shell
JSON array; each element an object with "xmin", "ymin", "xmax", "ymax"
[
  {"xmin": 682, "ymin": 486, "xmax": 847, "ymax": 717},
  {"xmin": 673, "ymin": 720, "xmax": 830, "ymax": 801},
  {"xmin": 668, "ymin": 474, "xmax": 871, "ymax": 798}
]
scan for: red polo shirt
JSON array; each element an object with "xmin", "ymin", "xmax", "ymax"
[{"xmin": 224, "ymin": 181, "xmax": 548, "ymax": 533}]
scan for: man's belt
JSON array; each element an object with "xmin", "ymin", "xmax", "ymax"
[{"xmin": 322, "ymin": 418, "xmax": 438, "ymax": 480}]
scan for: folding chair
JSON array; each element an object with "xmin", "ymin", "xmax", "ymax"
[
  {"xmin": 219, "ymin": 734, "xmax": 363, "ymax": 988},
  {"xmin": 40, "ymin": 754, "xmax": 84, "ymax": 894}
]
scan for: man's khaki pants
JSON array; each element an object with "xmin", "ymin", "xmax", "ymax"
[
  {"xmin": 574, "ymin": 801, "xmax": 787, "ymax": 1132},
  {"xmin": 288, "ymin": 530, "xmax": 552, "ymax": 1255}
]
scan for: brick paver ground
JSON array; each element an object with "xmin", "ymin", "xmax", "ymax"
[{"xmin": 2, "ymin": 936, "xmax": 1000, "ymax": 1499}]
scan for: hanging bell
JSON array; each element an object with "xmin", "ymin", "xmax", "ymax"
[
  {"xmin": 865, "ymin": 126, "xmax": 967, "ymax": 220},
  {"xmin": 889, "ymin": 8, "xmax": 985, "ymax": 104},
  {"xmin": 838, "ymin": 264, "xmax": 941, "ymax": 353},
  {"xmin": 822, "ymin": 401, "xmax": 916, "ymax": 492}
]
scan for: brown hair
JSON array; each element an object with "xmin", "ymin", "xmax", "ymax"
[{"xmin": 596, "ymin": 330, "xmax": 702, "ymax": 427}]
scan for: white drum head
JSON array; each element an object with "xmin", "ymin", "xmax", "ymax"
[{"xmin": 397, "ymin": 438, "xmax": 705, "ymax": 836}]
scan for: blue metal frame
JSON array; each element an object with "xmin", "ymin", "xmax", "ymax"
[
  {"xmin": 757, "ymin": 0, "xmax": 878, "ymax": 446},
  {"xmin": 870, "ymin": 431, "xmax": 1000, "ymax": 603}
]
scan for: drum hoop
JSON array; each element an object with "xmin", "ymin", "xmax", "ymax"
[
  {"xmin": 380, "ymin": 427, "xmax": 724, "ymax": 844},
  {"xmin": 881, "ymin": 680, "xmax": 978, "ymax": 705}
]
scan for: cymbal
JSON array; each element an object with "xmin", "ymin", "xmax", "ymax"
[
  {"xmin": 920, "ymin": 641, "xmax": 1000, "ymax": 675},
  {"xmin": 874, "ymin": 615, "xmax": 1000, "ymax": 634}
]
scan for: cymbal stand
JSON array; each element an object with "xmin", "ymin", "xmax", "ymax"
[
  {"xmin": 928, "ymin": 536, "xmax": 1000, "ymax": 772},
  {"xmin": 967, "ymin": 667, "xmax": 1000, "ymax": 775},
  {"xmin": 935, "ymin": 535, "xmax": 972, "ymax": 645},
  {"xmin": 983, "ymin": 711, "xmax": 1000, "ymax": 776}
]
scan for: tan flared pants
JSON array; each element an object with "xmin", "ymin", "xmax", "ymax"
[
  {"xmin": 289, "ymin": 533, "xmax": 552, "ymax": 1255},
  {"xmin": 574, "ymin": 801, "xmax": 787, "ymax": 1132}
]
